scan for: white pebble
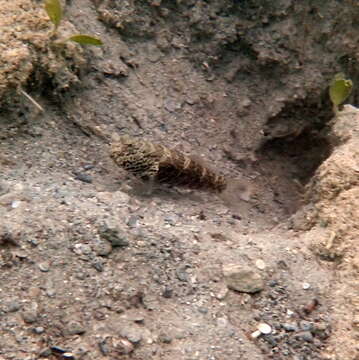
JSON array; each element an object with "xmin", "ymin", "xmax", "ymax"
[
  {"xmin": 255, "ymin": 259, "xmax": 266, "ymax": 270},
  {"xmin": 250, "ymin": 330, "xmax": 261, "ymax": 339},
  {"xmin": 11, "ymin": 200, "xmax": 20, "ymax": 208},
  {"xmin": 302, "ymin": 282, "xmax": 311, "ymax": 290},
  {"xmin": 287, "ymin": 309, "xmax": 294, "ymax": 316},
  {"xmin": 258, "ymin": 323, "xmax": 272, "ymax": 335}
]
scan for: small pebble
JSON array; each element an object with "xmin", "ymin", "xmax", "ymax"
[
  {"xmin": 66, "ymin": 321, "xmax": 86, "ymax": 335},
  {"xmin": 46, "ymin": 287, "xmax": 56, "ymax": 297},
  {"xmin": 162, "ymin": 287, "xmax": 173, "ymax": 298},
  {"xmin": 76, "ymin": 272, "xmax": 87, "ymax": 280},
  {"xmin": 258, "ymin": 323, "xmax": 272, "ymax": 335},
  {"xmin": 302, "ymin": 282, "xmax": 311, "ymax": 290},
  {"xmin": 313, "ymin": 322, "xmax": 328, "ymax": 333},
  {"xmin": 117, "ymin": 338, "xmax": 134, "ymax": 354},
  {"xmin": 6, "ymin": 300, "xmax": 22, "ymax": 313},
  {"xmin": 51, "ymin": 345, "xmax": 67, "ymax": 354},
  {"xmin": 216, "ymin": 286, "xmax": 228, "ymax": 300},
  {"xmin": 164, "ymin": 98, "xmax": 182, "ymax": 112},
  {"xmin": 92, "ymin": 261, "xmax": 104, "ymax": 272},
  {"xmin": 216, "ymin": 317, "xmax": 229, "ymax": 327},
  {"xmin": 74, "ymin": 172, "xmax": 93, "ymax": 184},
  {"xmin": 120, "ymin": 327, "xmax": 142, "ymax": 344},
  {"xmin": 176, "ymin": 264, "xmax": 189, "ymax": 282},
  {"xmin": 255, "ymin": 259, "xmax": 266, "ymax": 270},
  {"xmin": 295, "ymin": 331, "xmax": 314, "ymax": 342},
  {"xmin": 132, "ymin": 315, "xmax": 145, "ymax": 324},
  {"xmin": 38, "ymin": 262, "xmax": 50, "ymax": 272},
  {"xmin": 63, "ymin": 353, "xmax": 75, "ymax": 360},
  {"xmin": 22, "ymin": 309, "xmax": 38, "ymax": 324},
  {"xmin": 198, "ymin": 307, "xmax": 208, "ymax": 314},
  {"xmin": 282, "ymin": 323, "xmax": 298, "ymax": 332},
  {"xmin": 159, "ymin": 333, "xmax": 172, "ymax": 344},
  {"xmin": 268, "ymin": 280, "xmax": 278, "ymax": 287},
  {"xmin": 11, "ymin": 200, "xmax": 21, "ymax": 208},
  {"xmin": 286, "ymin": 309, "xmax": 294, "ymax": 316},
  {"xmin": 127, "ymin": 215, "xmax": 140, "ymax": 228},
  {"xmin": 94, "ymin": 241, "xmax": 113, "ymax": 256},
  {"xmin": 164, "ymin": 215, "xmax": 177, "ymax": 226},
  {"xmin": 299, "ymin": 320, "xmax": 313, "ymax": 331},
  {"xmin": 250, "ymin": 330, "xmax": 261, "ymax": 339},
  {"xmin": 73, "ymin": 243, "xmax": 92, "ymax": 255},
  {"xmin": 98, "ymin": 339, "xmax": 110, "ymax": 355},
  {"xmin": 33, "ymin": 326, "xmax": 45, "ymax": 334}
]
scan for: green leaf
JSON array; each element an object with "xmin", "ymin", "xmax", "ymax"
[
  {"xmin": 329, "ymin": 73, "xmax": 353, "ymax": 106},
  {"xmin": 44, "ymin": 0, "xmax": 63, "ymax": 29},
  {"xmin": 68, "ymin": 35, "xmax": 103, "ymax": 46}
]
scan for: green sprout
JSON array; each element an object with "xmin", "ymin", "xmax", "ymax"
[
  {"xmin": 44, "ymin": 0, "xmax": 103, "ymax": 46},
  {"xmin": 329, "ymin": 73, "xmax": 353, "ymax": 114}
]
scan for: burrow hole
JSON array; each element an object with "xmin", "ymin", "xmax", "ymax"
[{"xmin": 255, "ymin": 97, "xmax": 333, "ymax": 216}]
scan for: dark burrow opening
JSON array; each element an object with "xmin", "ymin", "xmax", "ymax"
[
  {"xmin": 259, "ymin": 128, "xmax": 332, "ymax": 184},
  {"xmin": 255, "ymin": 98, "xmax": 333, "ymax": 217}
]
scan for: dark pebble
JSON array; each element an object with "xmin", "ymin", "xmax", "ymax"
[
  {"xmin": 282, "ymin": 323, "xmax": 298, "ymax": 332},
  {"xmin": 51, "ymin": 346, "xmax": 67, "ymax": 354},
  {"xmin": 92, "ymin": 261, "xmax": 104, "ymax": 272},
  {"xmin": 74, "ymin": 172, "xmax": 93, "ymax": 184},
  {"xmin": 162, "ymin": 287, "xmax": 173, "ymax": 298},
  {"xmin": 277, "ymin": 260, "xmax": 288, "ymax": 270},
  {"xmin": 133, "ymin": 316, "xmax": 145, "ymax": 324}
]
